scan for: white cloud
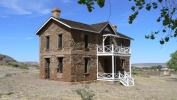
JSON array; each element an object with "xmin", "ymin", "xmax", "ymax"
[
  {"xmin": 0, "ymin": 15, "xmax": 9, "ymax": 18},
  {"xmin": 0, "ymin": 37, "xmax": 20, "ymax": 39},
  {"xmin": 0, "ymin": 0, "xmax": 51, "ymax": 15},
  {"xmin": 61, "ymin": 0, "xmax": 72, "ymax": 3},
  {"xmin": 25, "ymin": 37, "xmax": 33, "ymax": 40}
]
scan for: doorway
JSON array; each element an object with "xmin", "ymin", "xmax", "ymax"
[
  {"xmin": 104, "ymin": 59, "xmax": 109, "ymax": 73},
  {"xmin": 45, "ymin": 58, "xmax": 50, "ymax": 79}
]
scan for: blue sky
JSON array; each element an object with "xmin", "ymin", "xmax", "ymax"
[{"xmin": 0, "ymin": 0, "xmax": 176, "ymax": 63}]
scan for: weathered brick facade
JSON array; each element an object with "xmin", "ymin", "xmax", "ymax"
[{"xmin": 36, "ymin": 9, "xmax": 132, "ymax": 82}]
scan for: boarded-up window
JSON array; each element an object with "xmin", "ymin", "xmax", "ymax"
[
  {"xmin": 84, "ymin": 58, "xmax": 89, "ymax": 73},
  {"xmin": 85, "ymin": 35, "xmax": 88, "ymax": 48},
  {"xmin": 46, "ymin": 36, "xmax": 50, "ymax": 49},
  {"xmin": 58, "ymin": 34, "xmax": 62, "ymax": 48},
  {"xmin": 58, "ymin": 58, "xmax": 63, "ymax": 73}
]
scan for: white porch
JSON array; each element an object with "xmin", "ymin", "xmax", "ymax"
[{"xmin": 96, "ymin": 34, "xmax": 134, "ymax": 86}]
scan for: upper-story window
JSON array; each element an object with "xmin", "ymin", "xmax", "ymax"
[
  {"xmin": 84, "ymin": 35, "xmax": 88, "ymax": 48},
  {"xmin": 58, "ymin": 34, "xmax": 62, "ymax": 48},
  {"xmin": 120, "ymin": 42, "xmax": 123, "ymax": 48},
  {"xmin": 46, "ymin": 36, "xmax": 50, "ymax": 50}
]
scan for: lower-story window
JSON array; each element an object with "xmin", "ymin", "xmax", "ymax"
[
  {"xmin": 84, "ymin": 58, "xmax": 89, "ymax": 73},
  {"xmin": 58, "ymin": 58, "xmax": 63, "ymax": 73}
]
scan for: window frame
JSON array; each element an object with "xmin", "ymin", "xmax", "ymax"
[
  {"xmin": 46, "ymin": 36, "xmax": 50, "ymax": 50},
  {"xmin": 84, "ymin": 35, "xmax": 88, "ymax": 48},
  {"xmin": 57, "ymin": 57, "xmax": 63, "ymax": 73},
  {"xmin": 58, "ymin": 34, "xmax": 62, "ymax": 49},
  {"xmin": 84, "ymin": 58, "xmax": 89, "ymax": 74}
]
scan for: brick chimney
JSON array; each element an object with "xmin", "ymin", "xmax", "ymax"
[
  {"xmin": 112, "ymin": 25, "xmax": 117, "ymax": 31},
  {"xmin": 52, "ymin": 8, "xmax": 61, "ymax": 18}
]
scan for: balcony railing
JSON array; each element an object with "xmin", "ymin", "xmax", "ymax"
[{"xmin": 97, "ymin": 45, "xmax": 131, "ymax": 54}]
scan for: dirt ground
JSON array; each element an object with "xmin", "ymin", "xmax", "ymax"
[{"xmin": 0, "ymin": 65, "xmax": 177, "ymax": 100}]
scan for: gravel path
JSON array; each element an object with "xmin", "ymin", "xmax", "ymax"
[{"xmin": 0, "ymin": 66, "xmax": 177, "ymax": 100}]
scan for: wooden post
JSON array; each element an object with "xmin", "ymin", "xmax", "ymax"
[{"xmin": 112, "ymin": 55, "xmax": 114, "ymax": 79}]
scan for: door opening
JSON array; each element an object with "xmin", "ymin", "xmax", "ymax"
[{"xmin": 45, "ymin": 58, "xmax": 50, "ymax": 79}]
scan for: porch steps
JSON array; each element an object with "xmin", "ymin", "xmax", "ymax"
[{"xmin": 119, "ymin": 72, "xmax": 134, "ymax": 86}]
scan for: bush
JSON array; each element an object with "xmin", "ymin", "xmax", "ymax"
[{"xmin": 74, "ymin": 85, "xmax": 95, "ymax": 100}]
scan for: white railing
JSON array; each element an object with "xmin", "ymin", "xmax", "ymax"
[
  {"xmin": 97, "ymin": 71, "xmax": 134, "ymax": 86},
  {"xmin": 97, "ymin": 45, "xmax": 131, "ymax": 54}
]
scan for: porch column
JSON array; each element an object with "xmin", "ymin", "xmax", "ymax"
[
  {"xmin": 103, "ymin": 37, "xmax": 105, "ymax": 52},
  {"xmin": 112, "ymin": 55, "xmax": 114, "ymax": 79},
  {"xmin": 97, "ymin": 55, "xmax": 98, "ymax": 79},
  {"xmin": 129, "ymin": 56, "xmax": 131, "ymax": 77}
]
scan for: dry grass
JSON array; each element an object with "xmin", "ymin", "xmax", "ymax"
[{"xmin": 0, "ymin": 66, "xmax": 177, "ymax": 100}]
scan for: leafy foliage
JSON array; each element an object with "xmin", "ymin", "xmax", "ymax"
[
  {"xmin": 167, "ymin": 50, "xmax": 177, "ymax": 70},
  {"xmin": 78, "ymin": 0, "xmax": 105, "ymax": 12},
  {"xmin": 78, "ymin": 0, "xmax": 177, "ymax": 44}
]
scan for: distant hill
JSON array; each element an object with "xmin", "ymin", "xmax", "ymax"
[
  {"xmin": 0, "ymin": 54, "xmax": 16, "ymax": 62},
  {"xmin": 22, "ymin": 61, "xmax": 39, "ymax": 66},
  {"xmin": 132, "ymin": 63, "xmax": 166, "ymax": 67},
  {"xmin": 0, "ymin": 54, "xmax": 39, "ymax": 69}
]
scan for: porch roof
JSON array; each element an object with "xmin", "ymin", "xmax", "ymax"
[{"xmin": 103, "ymin": 34, "xmax": 120, "ymax": 38}]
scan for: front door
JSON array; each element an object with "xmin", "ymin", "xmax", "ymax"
[{"xmin": 45, "ymin": 58, "xmax": 50, "ymax": 79}]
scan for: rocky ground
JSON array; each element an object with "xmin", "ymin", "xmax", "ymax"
[{"xmin": 0, "ymin": 65, "xmax": 177, "ymax": 100}]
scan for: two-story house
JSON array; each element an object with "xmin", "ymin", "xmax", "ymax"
[{"xmin": 35, "ymin": 8, "xmax": 134, "ymax": 86}]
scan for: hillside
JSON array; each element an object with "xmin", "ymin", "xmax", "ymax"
[
  {"xmin": 0, "ymin": 54, "xmax": 39, "ymax": 69},
  {"xmin": 132, "ymin": 63, "xmax": 166, "ymax": 67}
]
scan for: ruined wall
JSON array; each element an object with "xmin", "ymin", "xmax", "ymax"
[
  {"xmin": 70, "ymin": 30, "xmax": 97, "ymax": 81},
  {"xmin": 38, "ymin": 19, "xmax": 72, "ymax": 81}
]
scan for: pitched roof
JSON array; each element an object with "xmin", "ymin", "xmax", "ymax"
[
  {"xmin": 35, "ymin": 16, "xmax": 133, "ymax": 40},
  {"xmin": 116, "ymin": 32, "xmax": 134, "ymax": 40},
  {"xmin": 54, "ymin": 17, "xmax": 97, "ymax": 32},
  {"xmin": 91, "ymin": 22, "xmax": 108, "ymax": 32}
]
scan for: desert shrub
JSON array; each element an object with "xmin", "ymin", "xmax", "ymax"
[
  {"xmin": 132, "ymin": 71, "xmax": 150, "ymax": 78},
  {"xmin": 18, "ymin": 65, "xmax": 29, "ymax": 69},
  {"xmin": 74, "ymin": 85, "xmax": 95, "ymax": 100},
  {"xmin": 0, "ymin": 92, "xmax": 14, "ymax": 98},
  {"xmin": 5, "ymin": 73, "xmax": 13, "ymax": 77}
]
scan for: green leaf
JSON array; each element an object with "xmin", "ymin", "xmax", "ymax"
[
  {"xmin": 154, "ymin": 31, "xmax": 159, "ymax": 34},
  {"xmin": 131, "ymin": 6, "xmax": 136, "ymax": 11},
  {"xmin": 160, "ymin": 39, "xmax": 165, "ymax": 44},
  {"xmin": 157, "ymin": 17, "xmax": 161, "ymax": 22},
  {"xmin": 165, "ymin": 37, "xmax": 169, "ymax": 42},
  {"xmin": 146, "ymin": 4, "xmax": 151, "ymax": 11},
  {"xmin": 174, "ymin": 33, "xmax": 177, "ymax": 37},
  {"xmin": 162, "ymin": 29, "xmax": 166, "ymax": 33},
  {"xmin": 158, "ymin": 0, "xmax": 162, "ymax": 3},
  {"xmin": 145, "ymin": 35, "xmax": 149, "ymax": 39},
  {"xmin": 150, "ymin": 34, "xmax": 155, "ymax": 40}
]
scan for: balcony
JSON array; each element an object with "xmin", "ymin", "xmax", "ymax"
[{"xmin": 97, "ymin": 44, "xmax": 131, "ymax": 56}]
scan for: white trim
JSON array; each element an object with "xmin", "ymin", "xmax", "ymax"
[
  {"xmin": 71, "ymin": 27, "xmax": 99, "ymax": 33},
  {"xmin": 97, "ymin": 53, "xmax": 131, "ymax": 56},
  {"xmin": 98, "ymin": 23, "xmax": 109, "ymax": 33},
  {"xmin": 108, "ymin": 22, "xmax": 117, "ymax": 35},
  {"xmin": 35, "ymin": 17, "xmax": 71, "ymax": 35},
  {"xmin": 103, "ymin": 34, "xmax": 120, "ymax": 38}
]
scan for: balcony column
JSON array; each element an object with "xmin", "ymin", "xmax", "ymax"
[
  {"xmin": 129, "ymin": 56, "xmax": 131, "ymax": 77},
  {"xmin": 111, "ymin": 44, "xmax": 114, "ymax": 53},
  {"xmin": 112, "ymin": 55, "xmax": 114, "ymax": 79},
  {"xmin": 103, "ymin": 37, "xmax": 105, "ymax": 52},
  {"xmin": 97, "ymin": 55, "xmax": 98, "ymax": 79}
]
